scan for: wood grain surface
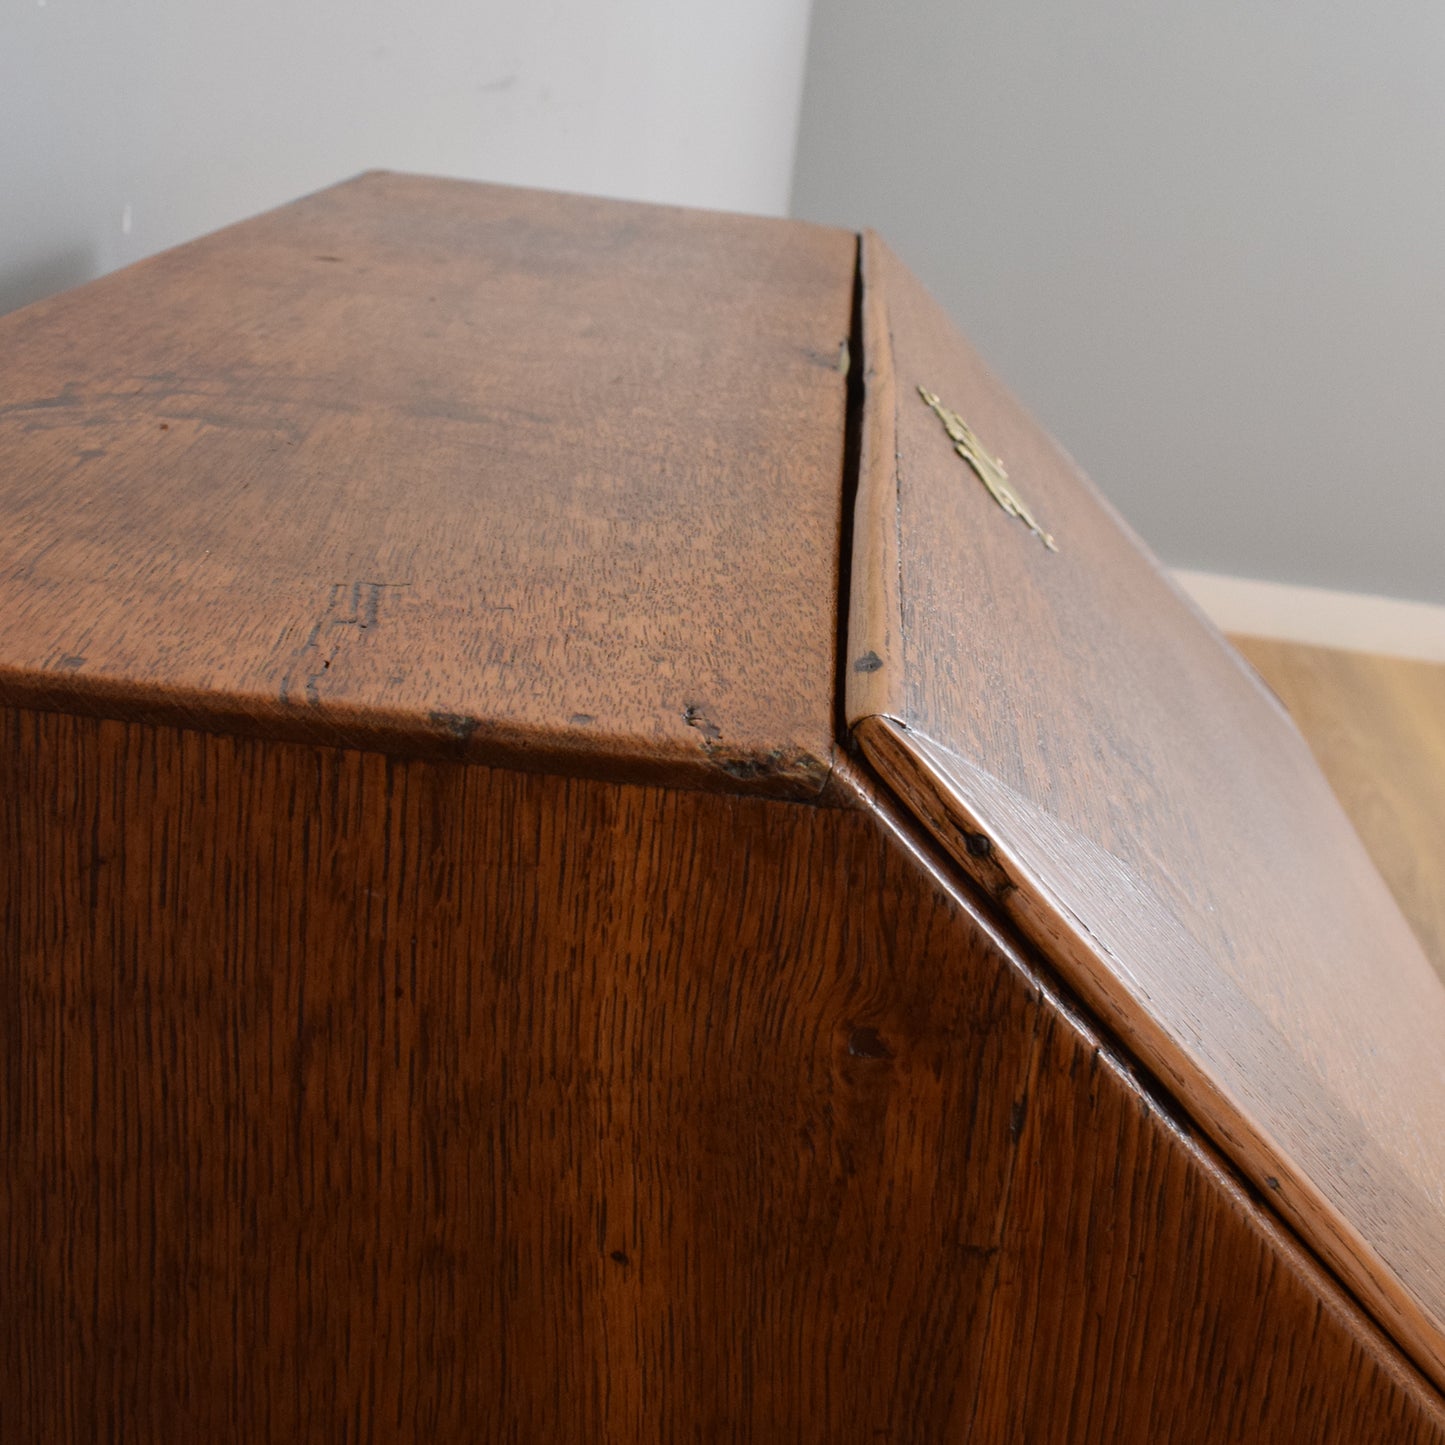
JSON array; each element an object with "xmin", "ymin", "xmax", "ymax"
[
  {"xmin": 847, "ymin": 231, "xmax": 1445, "ymax": 1392},
  {"xmin": 1234, "ymin": 635, "xmax": 1445, "ymax": 987},
  {"xmin": 0, "ymin": 172, "xmax": 855, "ymax": 797},
  {"xmin": 6, "ymin": 170, "xmax": 1444, "ymax": 1434},
  {"xmin": 4, "ymin": 706, "xmax": 1443, "ymax": 1441}
]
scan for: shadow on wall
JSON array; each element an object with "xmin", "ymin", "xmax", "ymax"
[{"xmin": 0, "ymin": 249, "xmax": 100, "ymax": 318}]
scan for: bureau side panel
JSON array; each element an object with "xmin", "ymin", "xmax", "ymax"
[{"xmin": 1, "ymin": 708, "xmax": 1440, "ymax": 1441}]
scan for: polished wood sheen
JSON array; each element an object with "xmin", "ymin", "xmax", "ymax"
[
  {"xmin": 4, "ymin": 174, "xmax": 1445, "ymax": 1437},
  {"xmin": 0, "ymin": 172, "xmax": 855, "ymax": 795},
  {"xmin": 4, "ymin": 710, "xmax": 1442, "ymax": 1441},
  {"xmin": 847, "ymin": 230, "xmax": 1445, "ymax": 1392},
  {"xmin": 1234, "ymin": 635, "xmax": 1445, "ymax": 987}
]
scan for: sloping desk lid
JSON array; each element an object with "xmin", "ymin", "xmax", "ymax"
[{"xmin": 848, "ymin": 233, "xmax": 1445, "ymax": 1390}]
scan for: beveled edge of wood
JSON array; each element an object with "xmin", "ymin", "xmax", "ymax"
[
  {"xmin": 0, "ymin": 666, "xmax": 848, "ymax": 806},
  {"xmin": 843, "ymin": 231, "xmax": 903, "ymax": 728},
  {"xmin": 834, "ymin": 740, "xmax": 1445, "ymax": 1429},
  {"xmin": 853, "ymin": 709, "xmax": 1445, "ymax": 1398}
]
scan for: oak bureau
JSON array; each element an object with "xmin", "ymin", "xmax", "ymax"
[{"xmin": 2, "ymin": 172, "xmax": 1443, "ymax": 1440}]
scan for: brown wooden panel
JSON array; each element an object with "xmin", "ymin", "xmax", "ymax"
[
  {"xmin": 0, "ymin": 173, "xmax": 855, "ymax": 796},
  {"xmin": 847, "ymin": 232, "xmax": 1445, "ymax": 1390},
  {"xmin": 3, "ymin": 707, "xmax": 1443, "ymax": 1440},
  {"xmin": 1234, "ymin": 635, "xmax": 1445, "ymax": 987}
]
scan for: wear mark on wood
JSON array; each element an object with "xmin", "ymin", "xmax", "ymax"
[
  {"xmin": 716, "ymin": 748, "xmax": 801, "ymax": 782},
  {"xmin": 682, "ymin": 704, "xmax": 722, "ymax": 746},
  {"xmin": 1010, "ymin": 1094, "xmax": 1029, "ymax": 1141},
  {"xmin": 0, "ymin": 381, "xmax": 84, "ymax": 419},
  {"xmin": 918, "ymin": 386, "xmax": 1057, "ymax": 551},
  {"xmin": 279, "ymin": 580, "xmax": 410, "ymax": 705},
  {"xmin": 429, "ymin": 711, "xmax": 480, "ymax": 742},
  {"xmin": 678, "ymin": 706, "xmax": 827, "ymax": 788}
]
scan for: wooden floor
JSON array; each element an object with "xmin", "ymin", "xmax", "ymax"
[{"xmin": 1233, "ymin": 635, "xmax": 1445, "ymax": 988}]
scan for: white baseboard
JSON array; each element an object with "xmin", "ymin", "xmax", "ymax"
[{"xmin": 1174, "ymin": 570, "xmax": 1445, "ymax": 664}]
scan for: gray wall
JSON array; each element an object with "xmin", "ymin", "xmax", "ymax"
[
  {"xmin": 792, "ymin": 2, "xmax": 1445, "ymax": 604},
  {"xmin": 2, "ymin": 1, "xmax": 812, "ymax": 315}
]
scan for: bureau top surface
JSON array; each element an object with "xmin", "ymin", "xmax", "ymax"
[{"xmin": 0, "ymin": 172, "xmax": 856, "ymax": 796}]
